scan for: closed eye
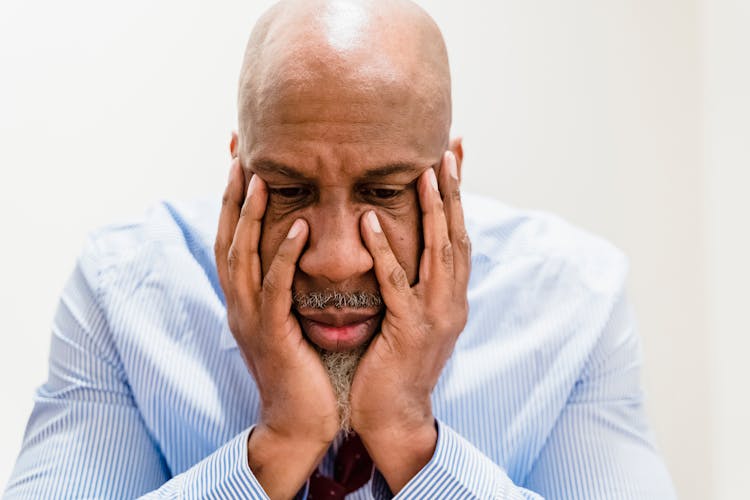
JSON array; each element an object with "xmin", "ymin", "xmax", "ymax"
[
  {"xmin": 359, "ymin": 187, "xmax": 403, "ymax": 200},
  {"xmin": 269, "ymin": 186, "xmax": 312, "ymax": 200}
]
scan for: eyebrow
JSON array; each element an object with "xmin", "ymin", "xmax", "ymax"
[
  {"xmin": 361, "ymin": 162, "xmax": 425, "ymax": 179},
  {"xmin": 252, "ymin": 158, "xmax": 424, "ymax": 181}
]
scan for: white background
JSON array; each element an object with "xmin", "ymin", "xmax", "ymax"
[{"xmin": 1, "ymin": 1, "xmax": 748, "ymax": 498}]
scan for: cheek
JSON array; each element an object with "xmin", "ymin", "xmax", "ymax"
[
  {"xmin": 259, "ymin": 217, "xmax": 293, "ymax": 277},
  {"xmin": 379, "ymin": 208, "xmax": 422, "ymax": 284}
]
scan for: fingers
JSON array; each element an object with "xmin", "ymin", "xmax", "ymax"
[
  {"xmin": 262, "ymin": 219, "xmax": 309, "ymax": 318},
  {"xmin": 216, "ymin": 160, "xmax": 306, "ymax": 326},
  {"xmin": 438, "ymin": 151, "xmax": 471, "ymax": 289},
  {"xmin": 228, "ymin": 172, "xmax": 268, "ymax": 301},
  {"xmin": 215, "ymin": 158, "xmax": 243, "ymax": 305},
  {"xmin": 360, "ymin": 211, "xmax": 412, "ymax": 318},
  {"xmin": 417, "ymin": 160, "xmax": 453, "ymax": 284}
]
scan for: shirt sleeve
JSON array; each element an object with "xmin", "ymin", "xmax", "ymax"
[
  {"xmin": 370, "ymin": 420, "xmax": 543, "ymax": 500},
  {"xmin": 521, "ymin": 295, "xmax": 677, "ymax": 499},
  {"xmin": 371, "ymin": 294, "xmax": 676, "ymax": 500},
  {"xmin": 3, "ymin": 256, "xmax": 271, "ymax": 499}
]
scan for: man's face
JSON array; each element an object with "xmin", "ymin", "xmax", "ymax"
[{"xmin": 239, "ymin": 70, "xmax": 448, "ymax": 353}]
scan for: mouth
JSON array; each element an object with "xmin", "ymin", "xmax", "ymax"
[{"xmin": 297, "ymin": 309, "xmax": 382, "ymax": 352}]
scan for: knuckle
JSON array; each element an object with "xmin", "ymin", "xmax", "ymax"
[
  {"xmin": 432, "ymin": 194, "xmax": 445, "ymax": 211},
  {"xmin": 272, "ymin": 245, "xmax": 294, "ymax": 268},
  {"xmin": 221, "ymin": 192, "xmax": 232, "ymax": 208},
  {"xmin": 444, "ymin": 318, "xmax": 457, "ymax": 335},
  {"xmin": 440, "ymin": 241, "xmax": 453, "ymax": 266},
  {"xmin": 427, "ymin": 316, "xmax": 445, "ymax": 333},
  {"xmin": 261, "ymin": 272, "xmax": 279, "ymax": 295},
  {"xmin": 377, "ymin": 238, "xmax": 392, "ymax": 255},
  {"xmin": 449, "ymin": 187, "xmax": 461, "ymax": 203},
  {"xmin": 239, "ymin": 201, "xmax": 252, "ymax": 219},
  {"xmin": 456, "ymin": 231, "xmax": 471, "ymax": 253},
  {"xmin": 227, "ymin": 244, "xmax": 241, "ymax": 272},
  {"xmin": 430, "ymin": 315, "xmax": 455, "ymax": 338},
  {"xmin": 388, "ymin": 265, "xmax": 409, "ymax": 290},
  {"xmin": 213, "ymin": 239, "xmax": 225, "ymax": 259}
]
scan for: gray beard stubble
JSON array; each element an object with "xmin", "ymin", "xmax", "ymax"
[{"xmin": 293, "ymin": 290, "xmax": 382, "ymax": 310}]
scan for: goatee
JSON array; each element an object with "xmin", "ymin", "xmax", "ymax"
[{"xmin": 315, "ymin": 345, "xmax": 367, "ymax": 433}]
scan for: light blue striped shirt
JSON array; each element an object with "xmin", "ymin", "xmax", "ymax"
[{"xmin": 5, "ymin": 193, "xmax": 675, "ymax": 499}]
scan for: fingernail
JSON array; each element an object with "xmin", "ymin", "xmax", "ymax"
[
  {"xmin": 367, "ymin": 211, "xmax": 382, "ymax": 233},
  {"xmin": 446, "ymin": 152, "xmax": 458, "ymax": 180},
  {"xmin": 428, "ymin": 168, "xmax": 439, "ymax": 192},
  {"xmin": 287, "ymin": 219, "xmax": 304, "ymax": 239},
  {"xmin": 247, "ymin": 174, "xmax": 258, "ymax": 198}
]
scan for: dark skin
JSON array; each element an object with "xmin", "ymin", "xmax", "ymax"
[{"xmin": 214, "ymin": 0, "xmax": 469, "ymax": 497}]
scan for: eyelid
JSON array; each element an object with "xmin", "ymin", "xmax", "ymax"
[
  {"xmin": 357, "ymin": 185, "xmax": 408, "ymax": 201},
  {"xmin": 364, "ymin": 178, "xmax": 418, "ymax": 191},
  {"xmin": 268, "ymin": 185, "xmax": 314, "ymax": 199},
  {"xmin": 358, "ymin": 184, "xmax": 403, "ymax": 191},
  {"xmin": 268, "ymin": 184, "xmax": 308, "ymax": 190}
]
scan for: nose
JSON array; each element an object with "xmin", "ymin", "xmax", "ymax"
[{"xmin": 298, "ymin": 205, "xmax": 374, "ymax": 284}]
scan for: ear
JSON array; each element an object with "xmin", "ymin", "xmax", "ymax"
[
  {"xmin": 230, "ymin": 131, "xmax": 239, "ymax": 159},
  {"xmin": 448, "ymin": 136, "xmax": 464, "ymax": 182}
]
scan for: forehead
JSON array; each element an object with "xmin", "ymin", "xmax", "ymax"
[
  {"xmin": 244, "ymin": 69, "xmax": 448, "ymax": 177},
  {"xmin": 259, "ymin": 59, "xmax": 441, "ymax": 127}
]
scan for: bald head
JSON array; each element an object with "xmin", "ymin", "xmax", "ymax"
[{"xmin": 237, "ymin": 0, "xmax": 451, "ymax": 152}]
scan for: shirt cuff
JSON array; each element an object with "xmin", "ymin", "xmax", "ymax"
[
  {"xmin": 178, "ymin": 426, "xmax": 270, "ymax": 499},
  {"xmin": 371, "ymin": 419, "xmax": 509, "ymax": 500}
]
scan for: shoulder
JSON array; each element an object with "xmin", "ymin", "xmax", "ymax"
[
  {"xmin": 460, "ymin": 192, "xmax": 630, "ymax": 362},
  {"xmin": 463, "ymin": 192, "xmax": 628, "ymax": 298},
  {"xmin": 458, "ymin": 195, "xmax": 636, "ymax": 414},
  {"xmin": 77, "ymin": 198, "xmax": 220, "ymax": 299}
]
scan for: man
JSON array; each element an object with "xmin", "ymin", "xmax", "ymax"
[{"xmin": 5, "ymin": 0, "xmax": 676, "ymax": 498}]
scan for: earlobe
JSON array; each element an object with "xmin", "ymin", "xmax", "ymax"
[
  {"xmin": 448, "ymin": 136, "xmax": 464, "ymax": 181},
  {"xmin": 230, "ymin": 131, "xmax": 239, "ymax": 159}
]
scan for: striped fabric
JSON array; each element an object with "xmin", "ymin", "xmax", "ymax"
[{"xmin": 4, "ymin": 193, "xmax": 676, "ymax": 499}]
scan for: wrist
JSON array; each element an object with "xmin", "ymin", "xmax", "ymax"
[
  {"xmin": 359, "ymin": 419, "xmax": 438, "ymax": 494},
  {"xmin": 247, "ymin": 424, "xmax": 332, "ymax": 499}
]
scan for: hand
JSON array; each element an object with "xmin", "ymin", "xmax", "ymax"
[
  {"xmin": 351, "ymin": 151, "xmax": 471, "ymax": 492},
  {"xmin": 214, "ymin": 159, "xmax": 339, "ymax": 498}
]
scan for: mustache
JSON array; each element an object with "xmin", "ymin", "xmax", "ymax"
[{"xmin": 292, "ymin": 289, "xmax": 383, "ymax": 310}]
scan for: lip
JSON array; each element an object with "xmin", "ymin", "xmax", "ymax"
[{"xmin": 297, "ymin": 309, "xmax": 381, "ymax": 352}]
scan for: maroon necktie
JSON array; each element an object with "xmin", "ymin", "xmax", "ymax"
[{"xmin": 308, "ymin": 432, "xmax": 374, "ymax": 499}]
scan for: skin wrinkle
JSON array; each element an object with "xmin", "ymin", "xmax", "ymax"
[{"xmin": 235, "ymin": 0, "xmax": 455, "ymax": 432}]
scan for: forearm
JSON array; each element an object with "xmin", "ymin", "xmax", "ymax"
[{"xmin": 139, "ymin": 428, "xmax": 272, "ymax": 499}]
